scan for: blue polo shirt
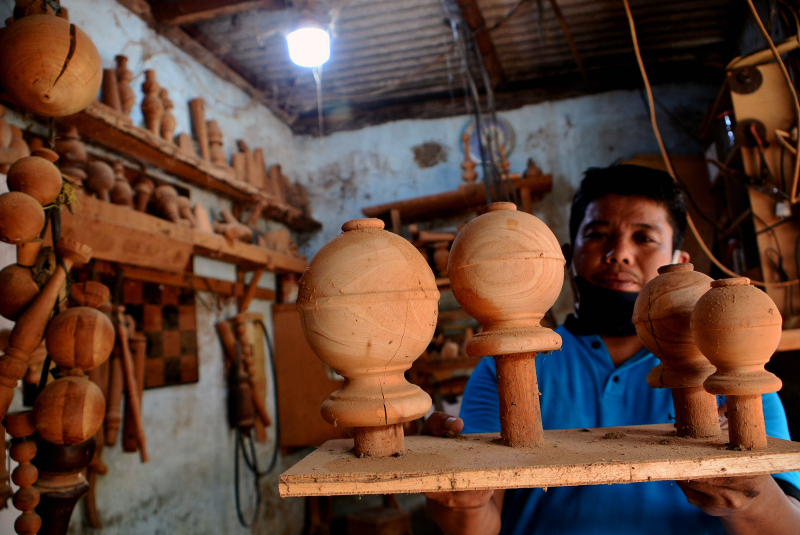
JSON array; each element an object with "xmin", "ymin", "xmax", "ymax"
[{"xmin": 460, "ymin": 324, "xmax": 800, "ymax": 535}]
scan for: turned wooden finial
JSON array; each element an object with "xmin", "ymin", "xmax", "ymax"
[
  {"xmin": 296, "ymin": 218, "xmax": 439, "ymax": 457},
  {"xmin": 55, "ymin": 124, "xmax": 87, "ymax": 181},
  {"xmin": 692, "ymin": 277, "xmax": 783, "ymax": 450},
  {"xmin": 633, "ymin": 263, "xmax": 719, "ymax": 438},
  {"xmin": 141, "ymin": 70, "xmax": 164, "ymax": 136},
  {"xmin": 84, "ymin": 161, "xmax": 115, "ymax": 202},
  {"xmin": 460, "ymin": 132, "xmax": 477, "ymax": 184},
  {"xmin": 448, "ymin": 202, "xmax": 564, "ymax": 447},
  {"xmin": 115, "ymin": 55, "xmax": 134, "ymax": 117},
  {"xmin": 207, "ymin": 120, "xmax": 227, "ymax": 167},
  {"xmin": 160, "ymin": 88, "xmax": 176, "ymax": 143},
  {"xmin": 0, "ymin": 192, "xmax": 45, "ymax": 245},
  {"xmin": 109, "ymin": 162, "xmax": 134, "ymax": 208},
  {"xmin": 154, "ymin": 184, "xmax": 181, "ymax": 223}
]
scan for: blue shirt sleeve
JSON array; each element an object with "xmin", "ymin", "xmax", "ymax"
[{"xmin": 460, "ymin": 356, "xmax": 501, "ymax": 434}]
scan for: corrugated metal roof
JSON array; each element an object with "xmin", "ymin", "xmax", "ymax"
[{"xmin": 154, "ymin": 0, "xmax": 738, "ymax": 133}]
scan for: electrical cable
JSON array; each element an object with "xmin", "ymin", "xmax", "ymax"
[
  {"xmin": 623, "ymin": 0, "xmax": 800, "ymax": 288},
  {"xmin": 744, "ymin": 0, "xmax": 800, "ymax": 204}
]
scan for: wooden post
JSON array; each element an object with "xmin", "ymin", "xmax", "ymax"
[
  {"xmin": 189, "ymin": 98, "xmax": 210, "ymax": 161},
  {"xmin": 495, "ymin": 353, "xmax": 544, "ymax": 447}
]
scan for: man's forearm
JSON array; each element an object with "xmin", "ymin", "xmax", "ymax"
[
  {"xmin": 721, "ymin": 480, "xmax": 800, "ymax": 535},
  {"xmin": 427, "ymin": 493, "xmax": 502, "ymax": 535}
]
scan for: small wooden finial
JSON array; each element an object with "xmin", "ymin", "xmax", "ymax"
[{"xmin": 460, "ymin": 132, "xmax": 477, "ymax": 184}]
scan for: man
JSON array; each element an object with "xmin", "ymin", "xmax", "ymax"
[{"xmin": 424, "ymin": 164, "xmax": 800, "ymax": 535}]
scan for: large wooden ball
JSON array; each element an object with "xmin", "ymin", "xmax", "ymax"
[
  {"xmin": 632, "ymin": 263, "xmax": 715, "ymax": 388},
  {"xmin": 0, "ymin": 264, "xmax": 39, "ymax": 320},
  {"xmin": 7, "ymin": 153, "xmax": 63, "ymax": 206},
  {"xmin": 297, "ymin": 218, "xmax": 438, "ymax": 427},
  {"xmin": 0, "ymin": 191, "xmax": 45, "ymax": 244},
  {"xmin": 32, "ymin": 376, "xmax": 105, "ymax": 445},
  {"xmin": 0, "ymin": 15, "xmax": 102, "ymax": 117},
  {"xmin": 691, "ymin": 277, "xmax": 783, "ymax": 396},
  {"xmin": 448, "ymin": 202, "xmax": 564, "ymax": 356},
  {"xmin": 45, "ymin": 307, "xmax": 115, "ymax": 370}
]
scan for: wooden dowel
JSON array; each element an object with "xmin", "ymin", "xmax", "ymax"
[
  {"xmin": 123, "ymin": 332, "xmax": 147, "ymax": 453},
  {"xmin": 352, "ymin": 423, "xmax": 404, "ymax": 458},
  {"xmin": 189, "ymin": 98, "xmax": 209, "ymax": 161},
  {"xmin": 101, "ymin": 69, "xmax": 122, "ymax": 112},
  {"xmin": 495, "ymin": 352, "xmax": 545, "ymax": 447},
  {"xmin": 115, "ymin": 307, "xmax": 149, "ymax": 462},
  {"xmin": 239, "ymin": 269, "xmax": 264, "ymax": 314},
  {"xmin": 727, "ymin": 395, "xmax": 767, "ymax": 450},
  {"xmin": 104, "ymin": 347, "xmax": 124, "ymax": 446},
  {"xmin": 672, "ymin": 386, "xmax": 719, "ymax": 438}
]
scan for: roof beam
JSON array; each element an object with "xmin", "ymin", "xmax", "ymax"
[
  {"xmin": 152, "ymin": 0, "xmax": 286, "ymax": 26},
  {"xmin": 455, "ymin": 0, "xmax": 506, "ymax": 89}
]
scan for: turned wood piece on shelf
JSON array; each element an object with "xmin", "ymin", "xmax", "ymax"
[
  {"xmin": 297, "ymin": 218, "xmax": 438, "ymax": 457},
  {"xmin": 175, "ymin": 196, "xmax": 197, "ymax": 226},
  {"xmin": 176, "ymin": 132, "xmax": 197, "ymax": 157},
  {"xmin": 460, "ymin": 132, "xmax": 477, "ymax": 184},
  {"xmin": 0, "ymin": 262, "xmax": 39, "ymax": 321},
  {"xmin": 632, "ymin": 263, "xmax": 719, "ymax": 438},
  {"xmin": 101, "ymin": 69, "xmax": 122, "ymax": 112},
  {"xmin": 6, "ymin": 411, "xmax": 41, "ymax": 535},
  {"xmin": 189, "ymin": 98, "xmax": 210, "ymax": 161},
  {"xmin": 115, "ymin": 306, "xmax": 148, "ymax": 462},
  {"xmin": 33, "ymin": 438, "xmax": 95, "ymax": 535},
  {"xmin": 7, "ymin": 148, "xmax": 63, "ymax": 206},
  {"xmin": 0, "ymin": 190, "xmax": 44, "ymax": 244},
  {"xmin": 104, "ymin": 345, "xmax": 123, "ymax": 446},
  {"xmin": 109, "ymin": 162, "xmax": 134, "ymax": 207},
  {"xmin": 141, "ymin": 70, "xmax": 163, "ymax": 136},
  {"xmin": 84, "ymin": 161, "xmax": 115, "ymax": 202},
  {"xmin": 448, "ymin": 202, "xmax": 564, "ymax": 447},
  {"xmin": 193, "ymin": 202, "xmax": 214, "ymax": 233},
  {"xmin": 254, "ymin": 149, "xmax": 270, "ymax": 194},
  {"xmin": 498, "ymin": 145, "xmax": 511, "ymax": 180},
  {"xmin": 133, "ymin": 177, "xmax": 155, "ymax": 212},
  {"xmin": 1, "ymin": 125, "xmax": 31, "ymax": 174},
  {"xmin": 214, "ymin": 210, "xmax": 253, "ymax": 243},
  {"xmin": 432, "ymin": 241, "xmax": 450, "ymax": 278},
  {"xmin": 692, "ymin": 278, "xmax": 783, "ymax": 450},
  {"xmin": 268, "ymin": 164, "xmax": 287, "ymax": 203},
  {"xmin": 115, "ymin": 55, "xmax": 134, "ymax": 117},
  {"xmin": 233, "ymin": 314, "xmax": 271, "ymax": 428},
  {"xmin": 54, "ymin": 125, "xmax": 87, "ymax": 181},
  {"xmin": 207, "ymin": 119, "xmax": 227, "ymax": 167},
  {"xmin": 0, "ymin": 238, "xmax": 92, "ymax": 422},
  {"xmin": 0, "ymin": 11, "xmax": 102, "ymax": 117},
  {"xmin": 153, "ymin": 184, "xmax": 181, "ymax": 223},
  {"xmin": 160, "ymin": 88, "xmax": 176, "ymax": 143},
  {"xmin": 232, "ymin": 152, "xmax": 247, "ymax": 181}
]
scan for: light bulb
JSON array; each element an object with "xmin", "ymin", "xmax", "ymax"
[{"xmin": 287, "ymin": 26, "xmax": 330, "ymax": 68}]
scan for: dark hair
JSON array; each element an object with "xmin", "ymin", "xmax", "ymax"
[{"xmin": 569, "ymin": 164, "xmax": 688, "ymax": 250}]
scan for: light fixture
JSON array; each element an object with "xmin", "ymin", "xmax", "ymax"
[{"xmin": 286, "ymin": 19, "xmax": 330, "ymax": 68}]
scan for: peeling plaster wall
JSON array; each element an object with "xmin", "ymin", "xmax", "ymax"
[{"xmin": 293, "ymin": 83, "xmax": 718, "ymax": 321}]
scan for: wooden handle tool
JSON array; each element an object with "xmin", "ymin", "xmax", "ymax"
[{"xmin": 115, "ymin": 307, "xmax": 149, "ymax": 462}]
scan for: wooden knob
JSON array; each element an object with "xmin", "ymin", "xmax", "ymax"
[
  {"xmin": 0, "ymin": 264, "xmax": 40, "ymax": 321},
  {"xmin": 45, "ymin": 307, "xmax": 115, "ymax": 370},
  {"xmin": 341, "ymin": 218, "xmax": 384, "ymax": 232},
  {"xmin": 6, "ymin": 154, "xmax": 63, "ymax": 206},
  {"xmin": 32, "ymin": 376, "xmax": 106, "ymax": 445},
  {"xmin": 0, "ymin": 192, "xmax": 45, "ymax": 245},
  {"xmin": 70, "ymin": 281, "xmax": 110, "ymax": 309}
]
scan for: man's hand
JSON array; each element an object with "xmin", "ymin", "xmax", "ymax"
[
  {"xmin": 422, "ymin": 412, "xmax": 504, "ymax": 535},
  {"xmin": 677, "ymin": 474, "xmax": 800, "ymax": 534}
]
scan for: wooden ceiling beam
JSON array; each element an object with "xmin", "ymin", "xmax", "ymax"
[
  {"xmin": 455, "ymin": 0, "xmax": 506, "ymax": 90},
  {"xmin": 152, "ymin": 0, "xmax": 286, "ymax": 26},
  {"xmin": 115, "ymin": 0, "xmax": 294, "ymax": 124}
]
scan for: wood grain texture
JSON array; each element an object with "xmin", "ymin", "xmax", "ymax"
[{"xmin": 279, "ymin": 424, "xmax": 800, "ymax": 497}]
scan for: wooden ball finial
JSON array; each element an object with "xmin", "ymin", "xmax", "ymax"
[
  {"xmin": 692, "ymin": 278, "xmax": 782, "ymax": 449},
  {"xmin": 32, "ymin": 376, "xmax": 105, "ymax": 445},
  {"xmin": 297, "ymin": 218, "xmax": 439, "ymax": 457},
  {"xmin": 633, "ymin": 263, "xmax": 719, "ymax": 437}
]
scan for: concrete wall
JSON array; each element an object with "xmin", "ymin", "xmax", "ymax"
[{"xmin": 0, "ymin": 1, "xmax": 718, "ymax": 533}]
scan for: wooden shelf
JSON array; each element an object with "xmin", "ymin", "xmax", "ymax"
[
  {"xmin": 279, "ymin": 424, "xmax": 800, "ymax": 497},
  {"xmin": 361, "ymin": 174, "xmax": 552, "ymax": 224},
  {"xmin": 62, "ymin": 101, "xmax": 321, "ymax": 232},
  {"xmin": 61, "ymin": 194, "xmax": 308, "ymax": 274}
]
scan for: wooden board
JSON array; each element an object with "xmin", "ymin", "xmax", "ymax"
[
  {"xmin": 61, "ymin": 101, "xmax": 320, "ymax": 232},
  {"xmin": 279, "ymin": 424, "xmax": 800, "ymax": 497},
  {"xmin": 62, "ymin": 194, "xmax": 308, "ymax": 274},
  {"xmin": 273, "ymin": 304, "xmax": 349, "ymax": 450}
]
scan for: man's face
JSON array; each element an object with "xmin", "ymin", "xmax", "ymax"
[{"xmin": 570, "ymin": 194, "xmax": 678, "ymax": 293}]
